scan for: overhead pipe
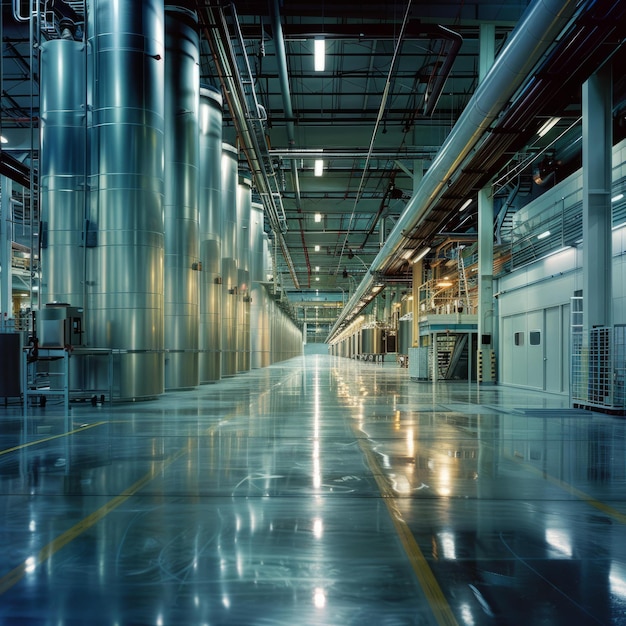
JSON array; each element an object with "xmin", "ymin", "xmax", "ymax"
[
  {"xmin": 328, "ymin": 0, "xmax": 580, "ymax": 340},
  {"xmin": 198, "ymin": 5, "xmax": 300, "ymax": 288},
  {"xmin": 423, "ymin": 25, "xmax": 463, "ymax": 117},
  {"xmin": 269, "ymin": 0, "xmax": 311, "ymax": 284},
  {"xmin": 0, "ymin": 152, "xmax": 31, "ymax": 188}
]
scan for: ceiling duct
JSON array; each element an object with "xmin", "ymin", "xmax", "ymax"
[{"xmin": 328, "ymin": 0, "xmax": 580, "ymax": 340}]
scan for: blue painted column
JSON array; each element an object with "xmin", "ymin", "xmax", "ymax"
[{"xmin": 582, "ymin": 66, "xmax": 613, "ymax": 332}]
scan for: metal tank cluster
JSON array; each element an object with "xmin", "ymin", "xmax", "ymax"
[
  {"xmin": 39, "ymin": 1, "xmax": 302, "ymax": 400},
  {"xmin": 328, "ymin": 293, "xmax": 411, "ymax": 361}
]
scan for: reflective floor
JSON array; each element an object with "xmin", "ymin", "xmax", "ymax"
[{"xmin": 1, "ymin": 354, "xmax": 626, "ymax": 625}]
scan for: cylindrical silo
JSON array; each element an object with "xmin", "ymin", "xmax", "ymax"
[
  {"xmin": 198, "ymin": 86, "xmax": 223, "ymax": 383},
  {"xmin": 40, "ymin": 38, "xmax": 86, "ymax": 309},
  {"xmin": 221, "ymin": 143, "xmax": 238, "ymax": 376},
  {"xmin": 249, "ymin": 202, "xmax": 265, "ymax": 369},
  {"xmin": 361, "ymin": 326, "xmax": 374, "ymax": 355},
  {"xmin": 398, "ymin": 312, "xmax": 413, "ymax": 355},
  {"xmin": 249, "ymin": 203, "xmax": 265, "ymax": 285},
  {"xmin": 236, "ymin": 173, "xmax": 251, "ymax": 373},
  {"xmin": 164, "ymin": 5, "xmax": 200, "ymax": 390},
  {"xmin": 87, "ymin": 0, "xmax": 165, "ymax": 399}
]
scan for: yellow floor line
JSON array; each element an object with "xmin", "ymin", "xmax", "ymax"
[
  {"xmin": 0, "ymin": 420, "xmax": 224, "ymax": 595},
  {"xmin": 0, "ymin": 422, "xmax": 108, "ymax": 457},
  {"xmin": 510, "ymin": 454, "xmax": 626, "ymax": 525},
  {"xmin": 0, "ymin": 444, "xmax": 188, "ymax": 595},
  {"xmin": 354, "ymin": 434, "xmax": 459, "ymax": 626}
]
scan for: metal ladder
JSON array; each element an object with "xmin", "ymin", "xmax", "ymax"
[{"xmin": 458, "ymin": 252, "xmax": 471, "ymax": 313}]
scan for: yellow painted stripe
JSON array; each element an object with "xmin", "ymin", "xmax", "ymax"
[
  {"xmin": 354, "ymin": 434, "xmax": 459, "ymax": 626},
  {"xmin": 0, "ymin": 419, "xmax": 226, "ymax": 595},
  {"xmin": 547, "ymin": 474, "xmax": 626, "ymax": 524},
  {"xmin": 0, "ymin": 444, "xmax": 187, "ymax": 595},
  {"xmin": 510, "ymin": 454, "xmax": 626, "ymax": 525},
  {"xmin": 0, "ymin": 422, "xmax": 108, "ymax": 457}
]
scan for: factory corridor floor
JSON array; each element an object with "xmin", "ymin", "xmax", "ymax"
[{"xmin": 1, "ymin": 354, "xmax": 626, "ymax": 625}]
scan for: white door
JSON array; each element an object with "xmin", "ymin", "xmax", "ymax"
[{"xmin": 544, "ymin": 306, "xmax": 561, "ymax": 393}]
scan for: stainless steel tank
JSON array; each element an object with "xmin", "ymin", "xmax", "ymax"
[
  {"xmin": 87, "ymin": 0, "xmax": 165, "ymax": 399},
  {"xmin": 398, "ymin": 313, "xmax": 413, "ymax": 354},
  {"xmin": 221, "ymin": 143, "xmax": 238, "ymax": 376},
  {"xmin": 360, "ymin": 326, "xmax": 374, "ymax": 355},
  {"xmin": 236, "ymin": 173, "xmax": 251, "ymax": 372},
  {"xmin": 164, "ymin": 6, "xmax": 200, "ymax": 390},
  {"xmin": 249, "ymin": 202, "xmax": 265, "ymax": 369},
  {"xmin": 39, "ymin": 38, "xmax": 86, "ymax": 309},
  {"xmin": 250, "ymin": 283, "xmax": 269, "ymax": 369},
  {"xmin": 198, "ymin": 86, "xmax": 223, "ymax": 383}
]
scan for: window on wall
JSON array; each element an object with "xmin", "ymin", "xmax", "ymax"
[
  {"xmin": 514, "ymin": 332, "xmax": 524, "ymax": 346},
  {"xmin": 529, "ymin": 330, "xmax": 541, "ymax": 346}
]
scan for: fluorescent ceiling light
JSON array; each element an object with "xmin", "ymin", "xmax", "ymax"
[
  {"xmin": 459, "ymin": 198, "xmax": 472, "ymax": 212},
  {"xmin": 314, "ymin": 159, "xmax": 324, "ymax": 176},
  {"xmin": 314, "ymin": 212, "xmax": 322, "ymax": 222},
  {"xmin": 314, "ymin": 38, "xmax": 325, "ymax": 72},
  {"xmin": 537, "ymin": 230, "xmax": 551, "ymax": 240},
  {"xmin": 0, "ymin": 135, "xmax": 8, "ymax": 144},
  {"xmin": 412, "ymin": 246, "xmax": 431, "ymax": 264},
  {"xmin": 537, "ymin": 117, "xmax": 560, "ymax": 137},
  {"xmin": 611, "ymin": 193, "xmax": 624, "ymax": 203}
]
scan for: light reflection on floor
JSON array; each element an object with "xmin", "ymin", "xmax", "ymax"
[{"xmin": 1, "ymin": 354, "xmax": 625, "ymax": 625}]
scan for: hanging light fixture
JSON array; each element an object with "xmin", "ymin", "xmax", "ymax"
[
  {"xmin": 314, "ymin": 37, "xmax": 325, "ymax": 72},
  {"xmin": 411, "ymin": 247, "xmax": 431, "ymax": 263},
  {"xmin": 537, "ymin": 117, "xmax": 560, "ymax": 137},
  {"xmin": 459, "ymin": 198, "xmax": 472, "ymax": 212}
]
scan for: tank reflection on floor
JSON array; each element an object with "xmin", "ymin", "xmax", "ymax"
[{"xmin": 0, "ymin": 355, "xmax": 625, "ymax": 625}]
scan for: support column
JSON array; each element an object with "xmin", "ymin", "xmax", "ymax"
[
  {"xmin": 412, "ymin": 159, "xmax": 423, "ymax": 195},
  {"xmin": 409, "ymin": 159, "xmax": 425, "ymax": 349},
  {"xmin": 478, "ymin": 187, "xmax": 495, "ymax": 383},
  {"xmin": 1, "ymin": 177, "xmax": 12, "ymax": 323},
  {"xmin": 582, "ymin": 66, "xmax": 612, "ymax": 332},
  {"xmin": 479, "ymin": 23, "xmax": 495, "ymax": 83},
  {"xmin": 412, "ymin": 259, "xmax": 422, "ymax": 348}
]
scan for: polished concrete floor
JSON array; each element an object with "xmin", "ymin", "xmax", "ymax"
[{"xmin": 1, "ymin": 354, "xmax": 626, "ymax": 625}]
